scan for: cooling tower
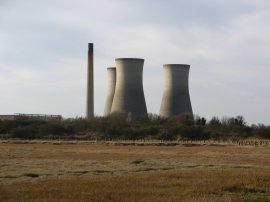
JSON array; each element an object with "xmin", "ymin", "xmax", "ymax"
[
  {"xmin": 86, "ymin": 43, "xmax": 94, "ymax": 120},
  {"xmin": 159, "ymin": 64, "xmax": 193, "ymax": 118},
  {"xmin": 111, "ymin": 58, "xmax": 147, "ymax": 117},
  {"xmin": 103, "ymin": 67, "xmax": 116, "ymax": 116}
]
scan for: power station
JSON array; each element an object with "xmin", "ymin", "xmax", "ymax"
[
  {"xmin": 1, "ymin": 44, "xmax": 193, "ymax": 121},
  {"xmin": 87, "ymin": 43, "xmax": 193, "ymax": 119}
]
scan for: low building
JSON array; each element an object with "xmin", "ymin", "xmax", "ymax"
[
  {"xmin": 0, "ymin": 114, "xmax": 62, "ymax": 121},
  {"xmin": 0, "ymin": 115, "xmax": 16, "ymax": 121}
]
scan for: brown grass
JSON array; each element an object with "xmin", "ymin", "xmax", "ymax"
[{"xmin": 0, "ymin": 141, "xmax": 269, "ymax": 201}]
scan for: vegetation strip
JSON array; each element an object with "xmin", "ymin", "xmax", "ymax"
[{"xmin": 0, "ymin": 115, "xmax": 269, "ymax": 141}]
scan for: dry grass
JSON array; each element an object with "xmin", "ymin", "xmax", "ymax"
[{"xmin": 0, "ymin": 141, "xmax": 269, "ymax": 201}]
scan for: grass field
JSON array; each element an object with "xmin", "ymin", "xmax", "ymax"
[{"xmin": 0, "ymin": 140, "xmax": 269, "ymax": 201}]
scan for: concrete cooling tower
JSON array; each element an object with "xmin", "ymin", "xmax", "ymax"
[
  {"xmin": 159, "ymin": 64, "xmax": 193, "ymax": 118},
  {"xmin": 111, "ymin": 58, "xmax": 147, "ymax": 117},
  {"xmin": 103, "ymin": 67, "xmax": 116, "ymax": 116}
]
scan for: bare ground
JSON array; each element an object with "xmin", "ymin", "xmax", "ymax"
[{"xmin": 0, "ymin": 140, "xmax": 269, "ymax": 201}]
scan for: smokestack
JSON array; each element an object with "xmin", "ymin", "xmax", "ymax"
[
  {"xmin": 111, "ymin": 58, "xmax": 147, "ymax": 117},
  {"xmin": 86, "ymin": 43, "xmax": 94, "ymax": 119},
  {"xmin": 103, "ymin": 67, "xmax": 116, "ymax": 116},
  {"xmin": 159, "ymin": 64, "xmax": 193, "ymax": 118}
]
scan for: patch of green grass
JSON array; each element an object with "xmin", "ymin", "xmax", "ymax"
[
  {"xmin": 69, "ymin": 171, "xmax": 89, "ymax": 176},
  {"xmin": 24, "ymin": 173, "xmax": 39, "ymax": 178},
  {"xmin": 186, "ymin": 164, "xmax": 200, "ymax": 168},
  {"xmin": 0, "ymin": 175, "xmax": 18, "ymax": 179},
  {"xmin": 136, "ymin": 167, "xmax": 155, "ymax": 172},
  {"xmin": 182, "ymin": 144, "xmax": 200, "ymax": 147},
  {"xmin": 242, "ymin": 193, "xmax": 270, "ymax": 202},
  {"xmin": 92, "ymin": 170, "xmax": 113, "ymax": 174},
  {"xmin": 223, "ymin": 185, "xmax": 267, "ymax": 194},
  {"xmin": 160, "ymin": 167, "xmax": 174, "ymax": 171},
  {"xmin": 131, "ymin": 160, "xmax": 145, "ymax": 165}
]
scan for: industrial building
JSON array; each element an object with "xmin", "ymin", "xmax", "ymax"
[{"xmin": 0, "ymin": 114, "xmax": 62, "ymax": 121}]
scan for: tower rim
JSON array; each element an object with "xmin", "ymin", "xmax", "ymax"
[
  {"xmin": 115, "ymin": 58, "xmax": 144, "ymax": 61},
  {"xmin": 163, "ymin": 64, "xmax": 190, "ymax": 67}
]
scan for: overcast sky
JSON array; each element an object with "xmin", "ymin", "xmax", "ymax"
[{"xmin": 0, "ymin": 0, "xmax": 270, "ymax": 124}]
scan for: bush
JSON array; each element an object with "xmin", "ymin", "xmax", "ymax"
[
  {"xmin": 253, "ymin": 124, "xmax": 270, "ymax": 138},
  {"xmin": 38, "ymin": 123, "xmax": 66, "ymax": 136},
  {"xmin": 10, "ymin": 126, "xmax": 37, "ymax": 139},
  {"xmin": 180, "ymin": 126, "xmax": 210, "ymax": 140},
  {"xmin": 0, "ymin": 115, "xmax": 269, "ymax": 140}
]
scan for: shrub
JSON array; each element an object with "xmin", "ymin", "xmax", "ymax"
[
  {"xmin": 38, "ymin": 123, "xmax": 66, "ymax": 136},
  {"xmin": 180, "ymin": 126, "xmax": 210, "ymax": 140},
  {"xmin": 254, "ymin": 124, "xmax": 270, "ymax": 138},
  {"xmin": 1, "ymin": 115, "xmax": 269, "ymax": 140},
  {"xmin": 10, "ymin": 126, "xmax": 37, "ymax": 139}
]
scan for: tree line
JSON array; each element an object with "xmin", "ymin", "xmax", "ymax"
[{"xmin": 0, "ymin": 114, "xmax": 269, "ymax": 140}]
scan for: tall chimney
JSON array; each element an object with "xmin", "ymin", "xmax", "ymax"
[{"xmin": 86, "ymin": 43, "xmax": 94, "ymax": 119}]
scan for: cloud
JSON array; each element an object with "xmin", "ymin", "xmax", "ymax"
[
  {"xmin": 0, "ymin": 58, "xmax": 87, "ymax": 116},
  {"xmin": 0, "ymin": 0, "xmax": 270, "ymax": 124}
]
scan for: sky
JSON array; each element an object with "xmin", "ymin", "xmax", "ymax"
[{"xmin": 0, "ymin": 0, "xmax": 270, "ymax": 125}]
